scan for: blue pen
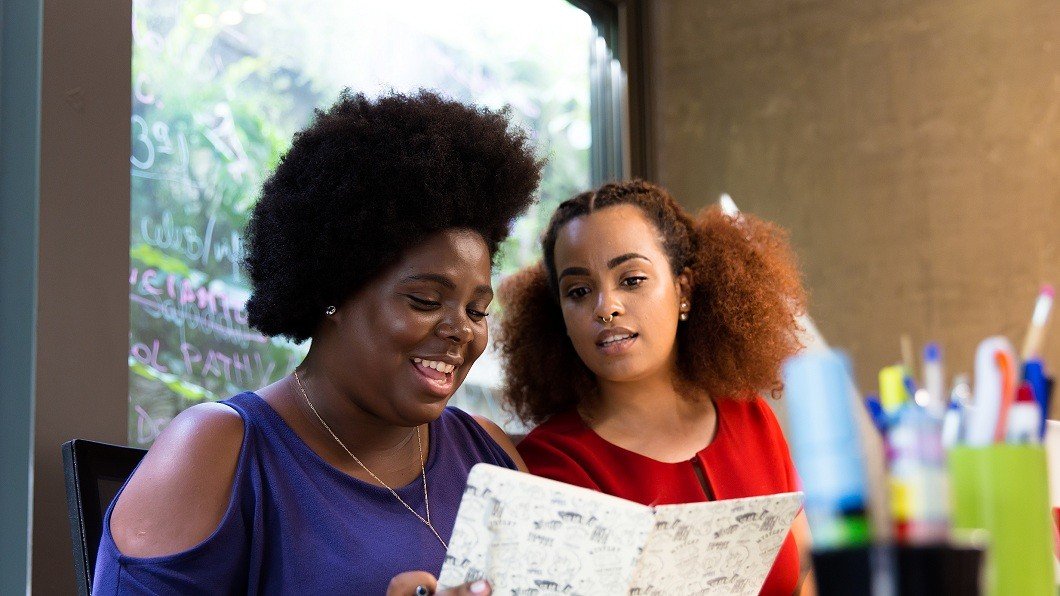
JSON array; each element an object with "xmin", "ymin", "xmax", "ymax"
[
  {"xmin": 864, "ymin": 394, "xmax": 888, "ymax": 434},
  {"xmin": 1023, "ymin": 360, "xmax": 1051, "ymax": 438}
]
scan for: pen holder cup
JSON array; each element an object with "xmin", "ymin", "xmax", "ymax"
[
  {"xmin": 948, "ymin": 444, "xmax": 1055, "ymax": 595},
  {"xmin": 811, "ymin": 543, "xmax": 983, "ymax": 595}
]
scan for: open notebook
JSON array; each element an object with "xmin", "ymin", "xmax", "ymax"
[{"xmin": 438, "ymin": 464, "xmax": 803, "ymax": 595}]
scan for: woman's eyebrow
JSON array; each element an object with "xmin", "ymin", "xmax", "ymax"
[
  {"xmin": 558, "ymin": 254, "xmax": 651, "ymax": 280},
  {"xmin": 402, "ymin": 273, "xmax": 455, "ymax": 289},
  {"xmin": 606, "ymin": 253, "xmax": 651, "ymax": 269},
  {"xmin": 558, "ymin": 266, "xmax": 590, "ymax": 280},
  {"xmin": 402, "ymin": 273, "xmax": 492, "ymax": 297}
]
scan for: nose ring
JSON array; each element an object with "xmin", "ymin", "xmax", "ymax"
[{"xmin": 598, "ymin": 314, "xmax": 613, "ymax": 324}]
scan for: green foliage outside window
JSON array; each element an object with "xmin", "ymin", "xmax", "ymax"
[{"xmin": 129, "ymin": 0, "xmax": 593, "ymax": 444}]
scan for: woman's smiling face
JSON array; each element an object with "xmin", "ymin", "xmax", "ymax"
[
  {"xmin": 552, "ymin": 204, "xmax": 690, "ymax": 385},
  {"xmin": 316, "ymin": 228, "xmax": 493, "ymax": 425}
]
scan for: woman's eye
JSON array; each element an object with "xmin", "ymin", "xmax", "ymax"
[
  {"xmin": 407, "ymin": 295, "xmax": 441, "ymax": 310},
  {"xmin": 566, "ymin": 286, "xmax": 590, "ymax": 299},
  {"xmin": 467, "ymin": 308, "xmax": 489, "ymax": 321},
  {"xmin": 621, "ymin": 276, "xmax": 648, "ymax": 287}
]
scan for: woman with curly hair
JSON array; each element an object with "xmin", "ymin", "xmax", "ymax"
[
  {"xmin": 95, "ymin": 90, "xmax": 542, "ymax": 595},
  {"xmin": 498, "ymin": 180, "xmax": 814, "ymax": 595}
]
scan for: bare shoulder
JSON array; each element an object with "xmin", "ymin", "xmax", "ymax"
[
  {"xmin": 110, "ymin": 402, "xmax": 245, "ymax": 558},
  {"xmin": 471, "ymin": 414, "xmax": 528, "ymax": 472}
]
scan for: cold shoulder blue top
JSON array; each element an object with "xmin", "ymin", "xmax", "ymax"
[{"xmin": 93, "ymin": 391, "xmax": 516, "ymax": 594}]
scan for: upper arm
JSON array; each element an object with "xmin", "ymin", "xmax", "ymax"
[
  {"xmin": 471, "ymin": 414, "xmax": 528, "ymax": 472},
  {"xmin": 791, "ymin": 511, "xmax": 815, "ymax": 595},
  {"xmin": 109, "ymin": 402, "xmax": 245, "ymax": 558},
  {"xmin": 754, "ymin": 398, "xmax": 801, "ymax": 491}
]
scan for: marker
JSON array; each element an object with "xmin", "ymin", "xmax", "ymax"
[
  {"xmin": 718, "ymin": 193, "xmax": 739, "ymax": 216},
  {"xmin": 864, "ymin": 394, "xmax": 888, "ymax": 434},
  {"xmin": 1021, "ymin": 284, "xmax": 1054, "ymax": 360},
  {"xmin": 1046, "ymin": 376, "xmax": 1056, "ymax": 420},
  {"xmin": 888, "ymin": 401, "xmax": 949, "ymax": 543},
  {"xmin": 783, "ymin": 350, "xmax": 871, "ymax": 548},
  {"xmin": 949, "ymin": 373, "xmax": 972, "ymax": 408},
  {"xmin": 941, "ymin": 399, "xmax": 964, "ymax": 448},
  {"xmin": 942, "ymin": 374, "xmax": 971, "ymax": 447},
  {"xmin": 922, "ymin": 343, "xmax": 946, "ymax": 418},
  {"xmin": 1023, "ymin": 359, "xmax": 1051, "ymax": 438},
  {"xmin": 900, "ymin": 334, "xmax": 917, "ymax": 385},
  {"xmin": 879, "ymin": 365, "xmax": 910, "ymax": 415},
  {"xmin": 1005, "ymin": 382, "xmax": 1042, "ymax": 444},
  {"xmin": 993, "ymin": 349, "xmax": 1018, "ymax": 442},
  {"xmin": 964, "ymin": 336, "xmax": 1016, "ymax": 446}
]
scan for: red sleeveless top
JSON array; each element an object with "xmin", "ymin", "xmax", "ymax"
[{"xmin": 517, "ymin": 397, "xmax": 801, "ymax": 596}]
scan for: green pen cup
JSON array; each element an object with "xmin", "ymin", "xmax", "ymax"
[{"xmin": 948, "ymin": 444, "xmax": 1055, "ymax": 596}]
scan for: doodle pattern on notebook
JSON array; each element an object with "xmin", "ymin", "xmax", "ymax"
[{"xmin": 439, "ymin": 464, "xmax": 803, "ymax": 595}]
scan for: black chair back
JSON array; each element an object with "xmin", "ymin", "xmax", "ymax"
[{"xmin": 62, "ymin": 439, "xmax": 147, "ymax": 596}]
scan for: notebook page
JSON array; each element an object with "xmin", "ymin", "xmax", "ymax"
[
  {"xmin": 439, "ymin": 464, "xmax": 651, "ymax": 594},
  {"xmin": 627, "ymin": 492, "xmax": 804, "ymax": 595}
]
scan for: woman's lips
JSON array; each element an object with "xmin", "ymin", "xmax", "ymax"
[
  {"xmin": 596, "ymin": 333, "xmax": 638, "ymax": 355},
  {"xmin": 411, "ymin": 360, "xmax": 455, "ymax": 395}
]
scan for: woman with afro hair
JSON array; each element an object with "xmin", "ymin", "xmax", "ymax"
[
  {"xmin": 498, "ymin": 180, "xmax": 815, "ymax": 595},
  {"xmin": 96, "ymin": 90, "xmax": 542, "ymax": 595}
]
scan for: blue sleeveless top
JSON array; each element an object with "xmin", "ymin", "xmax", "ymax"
[{"xmin": 93, "ymin": 392, "xmax": 516, "ymax": 594}]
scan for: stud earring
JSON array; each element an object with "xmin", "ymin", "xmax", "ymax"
[
  {"xmin": 680, "ymin": 302, "xmax": 689, "ymax": 321},
  {"xmin": 324, "ymin": 305, "xmax": 337, "ymax": 316}
]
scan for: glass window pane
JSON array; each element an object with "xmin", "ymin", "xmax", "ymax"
[{"xmin": 130, "ymin": 0, "xmax": 595, "ymax": 444}]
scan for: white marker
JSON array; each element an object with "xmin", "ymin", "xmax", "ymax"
[
  {"xmin": 1021, "ymin": 284, "xmax": 1054, "ymax": 360},
  {"xmin": 964, "ymin": 336, "xmax": 1015, "ymax": 446}
]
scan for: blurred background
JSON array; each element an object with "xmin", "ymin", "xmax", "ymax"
[{"xmin": 1, "ymin": 0, "xmax": 1056, "ymax": 592}]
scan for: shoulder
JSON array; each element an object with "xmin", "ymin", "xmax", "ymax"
[
  {"xmin": 716, "ymin": 395, "xmax": 786, "ymax": 439},
  {"xmin": 436, "ymin": 406, "xmax": 523, "ymax": 471},
  {"xmin": 715, "ymin": 395, "xmax": 798, "ymax": 489},
  {"xmin": 518, "ymin": 410, "xmax": 594, "ymax": 456},
  {"xmin": 516, "ymin": 411, "xmax": 601, "ymax": 490},
  {"xmin": 109, "ymin": 401, "xmax": 246, "ymax": 558},
  {"xmin": 520, "ymin": 410, "xmax": 586, "ymax": 443},
  {"xmin": 470, "ymin": 414, "xmax": 527, "ymax": 472}
]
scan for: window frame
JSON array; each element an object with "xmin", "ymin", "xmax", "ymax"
[
  {"xmin": 568, "ymin": 0, "xmax": 652, "ymax": 182},
  {"xmin": 15, "ymin": 1, "xmax": 651, "ymax": 590}
]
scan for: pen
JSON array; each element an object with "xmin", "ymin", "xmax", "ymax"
[
  {"xmin": 900, "ymin": 334, "xmax": 917, "ymax": 386},
  {"xmin": 922, "ymin": 343, "xmax": 946, "ymax": 418},
  {"xmin": 943, "ymin": 374, "xmax": 972, "ymax": 447},
  {"xmin": 1021, "ymin": 284, "xmax": 1054, "ymax": 360},
  {"xmin": 864, "ymin": 394, "xmax": 888, "ymax": 434},
  {"xmin": 1023, "ymin": 359, "xmax": 1051, "ymax": 438},
  {"xmin": 941, "ymin": 398, "xmax": 963, "ymax": 448},
  {"xmin": 888, "ymin": 398, "xmax": 948, "ymax": 543},
  {"xmin": 993, "ymin": 349, "xmax": 1017, "ymax": 442},
  {"xmin": 965, "ymin": 336, "xmax": 1015, "ymax": 446},
  {"xmin": 879, "ymin": 365, "xmax": 909, "ymax": 415},
  {"xmin": 1005, "ymin": 382, "xmax": 1042, "ymax": 444}
]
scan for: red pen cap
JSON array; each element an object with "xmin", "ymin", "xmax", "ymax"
[{"xmin": 1017, "ymin": 381, "xmax": 1036, "ymax": 403}]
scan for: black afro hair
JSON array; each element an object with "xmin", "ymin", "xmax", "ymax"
[{"xmin": 242, "ymin": 89, "xmax": 543, "ymax": 342}]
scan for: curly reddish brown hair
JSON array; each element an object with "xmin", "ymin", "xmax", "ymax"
[{"xmin": 496, "ymin": 179, "xmax": 806, "ymax": 424}]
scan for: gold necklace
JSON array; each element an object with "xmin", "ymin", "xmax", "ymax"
[{"xmin": 293, "ymin": 370, "xmax": 448, "ymax": 549}]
